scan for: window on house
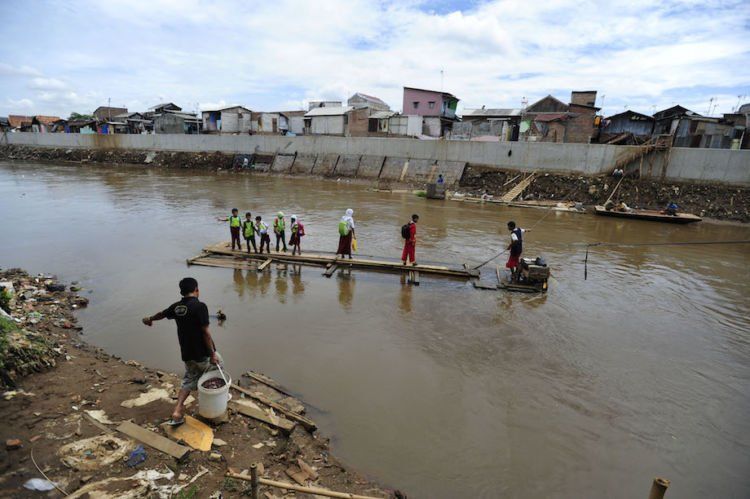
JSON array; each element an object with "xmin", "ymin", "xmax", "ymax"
[
  {"xmin": 428, "ymin": 101, "xmax": 435, "ymax": 109},
  {"xmin": 412, "ymin": 101, "xmax": 419, "ymax": 109}
]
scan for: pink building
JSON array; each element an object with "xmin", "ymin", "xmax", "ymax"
[
  {"xmin": 402, "ymin": 86, "xmax": 459, "ymax": 118},
  {"xmin": 402, "ymin": 86, "xmax": 460, "ymax": 136}
]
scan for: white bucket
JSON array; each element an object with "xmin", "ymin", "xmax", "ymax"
[{"xmin": 197, "ymin": 369, "xmax": 232, "ymax": 419}]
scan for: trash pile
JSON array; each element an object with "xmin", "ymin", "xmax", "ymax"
[{"xmin": 0, "ymin": 268, "xmax": 87, "ymax": 388}]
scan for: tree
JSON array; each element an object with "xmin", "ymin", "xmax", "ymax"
[{"xmin": 68, "ymin": 112, "xmax": 93, "ymax": 121}]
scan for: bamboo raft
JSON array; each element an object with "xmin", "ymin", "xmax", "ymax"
[{"xmin": 188, "ymin": 242, "xmax": 481, "ymax": 281}]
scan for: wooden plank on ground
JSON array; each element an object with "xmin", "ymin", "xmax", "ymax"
[
  {"xmin": 231, "ymin": 383, "xmax": 317, "ymax": 431},
  {"xmin": 244, "ymin": 371, "xmax": 296, "ymax": 398},
  {"xmin": 229, "ymin": 401, "xmax": 295, "ymax": 433},
  {"xmin": 257, "ymin": 258, "xmax": 273, "ymax": 272},
  {"xmin": 116, "ymin": 421, "xmax": 190, "ymax": 461},
  {"xmin": 472, "ymin": 281, "xmax": 498, "ymax": 290}
]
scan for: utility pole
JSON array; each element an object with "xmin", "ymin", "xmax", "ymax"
[
  {"xmin": 108, "ymin": 97, "xmax": 111, "ymax": 120},
  {"xmin": 440, "ymin": 69, "xmax": 444, "ymax": 92},
  {"xmin": 600, "ymin": 95, "xmax": 606, "ymax": 115}
]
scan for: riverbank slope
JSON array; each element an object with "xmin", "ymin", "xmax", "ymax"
[{"xmin": 0, "ymin": 269, "xmax": 396, "ymax": 498}]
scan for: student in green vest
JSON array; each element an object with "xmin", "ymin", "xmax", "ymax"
[
  {"xmin": 273, "ymin": 212, "xmax": 287, "ymax": 253},
  {"xmin": 243, "ymin": 212, "xmax": 258, "ymax": 254},
  {"xmin": 217, "ymin": 208, "xmax": 242, "ymax": 251}
]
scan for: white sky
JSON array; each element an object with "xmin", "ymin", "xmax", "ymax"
[{"xmin": 0, "ymin": 0, "xmax": 748, "ymax": 118}]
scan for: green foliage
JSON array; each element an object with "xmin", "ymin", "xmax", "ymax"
[
  {"xmin": 0, "ymin": 316, "xmax": 17, "ymax": 372},
  {"xmin": 68, "ymin": 112, "xmax": 94, "ymax": 121},
  {"xmin": 0, "ymin": 288, "xmax": 11, "ymax": 313},
  {"xmin": 415, "ymin": 190, "xmax": 427, "ymax": 198}
]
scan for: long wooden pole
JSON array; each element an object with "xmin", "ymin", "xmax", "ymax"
[
  {"xmin": 227, "ymin": 472, "xmax": 381, "ymax": 499},
  {"xmin": 604, "ymin": 175, "xmax": 625, "ymax": 205},
  {"xmin": 648, "ymin": 477, "xmax": 670, "ymax": 499}
]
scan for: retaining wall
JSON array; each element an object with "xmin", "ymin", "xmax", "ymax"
[{"xmin": 2, "ymin": 132, "xmax": 748, "ymax": 184}]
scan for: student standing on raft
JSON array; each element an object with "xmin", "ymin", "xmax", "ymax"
[
  {"xmin": 289, "ymin": 215, "xmax": 305, "ymax": 255},
  {"xmin": 217, "ymin": 208, "xmax": 242, "ymax": 251},
  {"xmin": 506, "ymin": 221, "xmax": 530, "ymax": 279},
  {"xmin": 401, "ymin": 214, "xmax": 419, "ymax": 266},
  {"xmin": 273, "ymin": 212, "xmax": 287, "ymax": 253},
  {"xmin": 141, "ymin": 277, "xmax": 220, "ymax": 426},
  {"xmin": 243, "ymin": 212, "xmax": 258, "ymax": 254},
  {"xmin": 337, "ymin": 209, "xmax": 356, "ymax": 259},
  {"xmin": 256, "ymin": 216, "xmax": 271, "ymax": 254}
]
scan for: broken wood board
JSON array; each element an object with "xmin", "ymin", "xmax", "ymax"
[
  {"xmin": 229, "ymin": 401, "xmax": 295, "ymax": 433},
  {"xmin": 162, "ymin": 415, "xmax": 213, "ymax": 451},
  {"xmin": 324, "ymin": 264, "xmax": 338, "ymax": 277},
  {"xmin": 231, "ymin": 383, "xmax": 316, "ymax": 431},
  {"xmin": 116, "ymin": 421, "xmax": 190, "ymax": 461},
  {"xmin": 257, "ymin": 258, "xmax": 273, "ymax": 272}
]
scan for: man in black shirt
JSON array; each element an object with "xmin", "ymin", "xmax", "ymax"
[{"xmin": 142, "ymin": 277, "xmax": 219, "ymax": 425}]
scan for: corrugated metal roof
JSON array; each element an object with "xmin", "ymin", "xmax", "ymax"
[
  {"xmin": 350, "ymin": 92, "xmax": 388, "ymax": 106},
  {"xmin": 8, "ymin": 115, "xmax": 32, "ymax": 128},
  {"xmin": 304, "ymin": 106, "xmax": 352, "ymax": 117},
  {"xmin": 370, "ymin": 111, "xmax": 395, "ymax": 119},
  {"xmin": 462, "ymin": 108, "xmax": 521, "ymax": 117},
  {"xmin": 33, "ymin": 115, "xmax": 62, "ymax": 125}
]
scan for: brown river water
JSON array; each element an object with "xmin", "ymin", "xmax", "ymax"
[{"xmin": 1, "ymin": 161, "xmax": 749, "ymax": 498}]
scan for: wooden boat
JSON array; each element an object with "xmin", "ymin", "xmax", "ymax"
[{"xmin": 593, "ymin": 205, "xmax": 701, "ymax": 224}]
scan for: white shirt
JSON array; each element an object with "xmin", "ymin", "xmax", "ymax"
[{"xmin": 510, "ymin": 228, "xmax": 526, "ymax": 242}]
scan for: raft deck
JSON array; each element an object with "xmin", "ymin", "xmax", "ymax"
[{"xmin": 189, "ymin": 242, "xmax": 481, "ymax": 280}]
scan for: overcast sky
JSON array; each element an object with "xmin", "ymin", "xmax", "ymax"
[{"xmin": 0, "ymin": 0, "xmax": 748, "ymax": 118}]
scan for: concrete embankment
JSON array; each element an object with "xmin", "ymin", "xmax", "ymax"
[
  {"xmin": 3, "ymin": 131, "xmax": 750, "ymax": 184},
  {"xmin": 3, "ymin": 144, "xmax": 749, "ymax": 222}
]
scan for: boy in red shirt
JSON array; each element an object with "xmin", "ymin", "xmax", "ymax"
[{"xmin": 402, "ymin": 214, "xmax": 419, "ymax": 266}]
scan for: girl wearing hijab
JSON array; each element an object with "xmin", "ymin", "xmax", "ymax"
[
  {"xmin": 337, "ymin": 208, "xmax": 355, "ymax": 259},
  {"xmin": 289, "ymin": 215, "xmax": 305, "ymax": 255}
]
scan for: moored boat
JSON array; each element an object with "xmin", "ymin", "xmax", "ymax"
[{"xmin": 593, "ymin": 205, "xmax": 702, "ymax": 224}]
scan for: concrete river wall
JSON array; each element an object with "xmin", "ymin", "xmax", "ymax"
[{"xmin": 3, "ymin": 132, "xmax": 749, "ymax": 185}]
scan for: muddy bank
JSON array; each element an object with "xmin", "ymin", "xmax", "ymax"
[
  {"xmin": 0, "ymin": 269, "xmax": 397, "ymax": 498},
  {"xmin": 459, "ymin": 164, "xmax": 750, "ymax": 222}
]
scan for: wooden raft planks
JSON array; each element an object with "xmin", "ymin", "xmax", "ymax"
[
  {"xmin": 116, "ymin": 421, "xmax": 190, "ymax": 460},
  {"xmin": 201, "ymin": 243, "xmax": 479, "ymax": 279}
]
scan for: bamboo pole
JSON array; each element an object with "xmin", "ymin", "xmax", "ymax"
[
  {"xmin": 227, "ymin": 472, "xmax": 381, "ymax": 499},
  {"xmin": 648, "ymin": 477, "xmax": 670, "ymax": 499}
]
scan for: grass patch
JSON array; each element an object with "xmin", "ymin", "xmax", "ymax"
[{"xmin": 415, "ymin": 190, "xmax": 427, "ymax": 198}]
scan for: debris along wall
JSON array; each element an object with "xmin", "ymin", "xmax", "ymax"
[{"xmin": 4, "ymin": 132, "xmax": 750, "ymax": 185}]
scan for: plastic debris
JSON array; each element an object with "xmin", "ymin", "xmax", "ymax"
[
  {"xmin": 23, "ymin": 478, "xmax": 56, "ymax": 491},
  {"xmin": 126, "ymin": 445, "xmax": 148, "ymax": 467}
]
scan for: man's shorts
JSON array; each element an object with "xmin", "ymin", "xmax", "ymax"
[{"xmin": 181, "ymin": 353, "xmax": 222, "ymax": 391}]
